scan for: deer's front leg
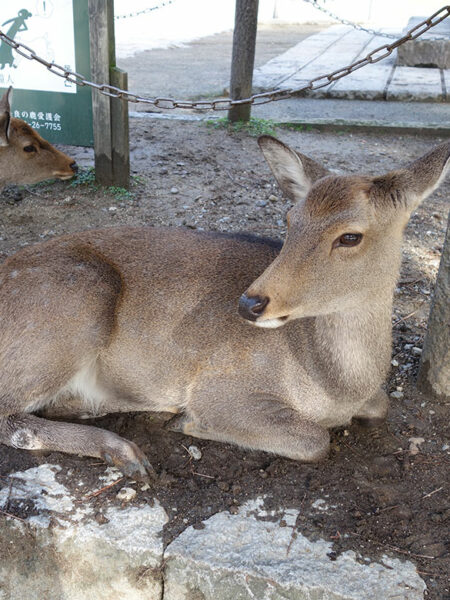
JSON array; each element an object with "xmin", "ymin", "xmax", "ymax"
[
  {"xmin": 0, "ymin": 414, "xmax": 154, "ymax": 481},
  {"xmin": 353, "ymin": 388, "xmax": 389, "ymax": 427},
  {"xmin": 167, "ymin": 390, "xmax": 330, "ymax": 462}
]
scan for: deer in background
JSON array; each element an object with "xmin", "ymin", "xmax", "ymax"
[
  {"xmin": 0, "ymin": 87, "xmax": 76, "ymax": 185},
  {"xmin": 0, "ymin": 135, "xmax": 448, "ymax": 480}
]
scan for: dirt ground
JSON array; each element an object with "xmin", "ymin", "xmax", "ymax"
[{"xmin": 0, "ymin": 117, "xmax": 449, "ymax": 599}]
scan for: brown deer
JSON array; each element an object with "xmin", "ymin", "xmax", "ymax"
[
  {"xmin": 0, "ymin": 136, "xmax": 448, "ymax": 480},
  {"xmin": 0, "ymin": 87, "xmax": 76, "ymax": 185}
]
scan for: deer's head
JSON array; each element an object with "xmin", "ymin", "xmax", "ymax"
[
  {"xmin": 239, "ymin": 136, "xmax": 449, "ymax": 328},
  {"xmin": 0, "ymin": 87, "xmax": 77, "ymax": 186}
]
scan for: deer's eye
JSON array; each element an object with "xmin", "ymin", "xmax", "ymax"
[
  {"xmin": 23, "ymin": 145, "xmax": 36, "ymax": 153},
  {"xmin": 333, "ymin": 233, "xmax": 363, "ymax": 248}
]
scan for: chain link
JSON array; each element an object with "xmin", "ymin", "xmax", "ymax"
[
  {"xmin": 0, "ymin": 5, "xmax": 448, "ymax": 111},
  {"xmin": 301, "ymin": 0, "xmax": 447, "ymax": 41},
  {"xmin": 115, "ymin": 0, "xmax": 176, "ymax": 20}
]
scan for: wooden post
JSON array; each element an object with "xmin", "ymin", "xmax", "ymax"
[
  {"xmin": 228, "ymin": 0, "xmax": 259, "ymax": 123},
  {"xmin": 88, "ymin": 0, "xmax": 129, "ymax": 188},
  {"xmin": 417, "ymin": 212, "xmax": 450, "ymax": 401}
]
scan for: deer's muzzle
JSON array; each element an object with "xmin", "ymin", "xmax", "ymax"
[{"xmin": 238, "ymin": 294, "xmax": 269, "ymax": 321}]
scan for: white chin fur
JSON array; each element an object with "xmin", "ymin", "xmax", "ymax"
[{"xmin": 254, "ymin": 318, "xmax": 286, "ymax": 329}]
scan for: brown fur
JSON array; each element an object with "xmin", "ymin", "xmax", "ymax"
[{"xmin": 0, "ymin": 135, "xmax": 448, "ymax": 480}]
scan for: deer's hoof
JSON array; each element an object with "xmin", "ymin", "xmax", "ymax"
[{"xmin": 102, "ymin": 439, "xmax": 155, "ymax": 482}]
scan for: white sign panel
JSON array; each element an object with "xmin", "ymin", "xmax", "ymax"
[{"xmin": 0, "ymin": 0, "xmax": 76, "ymax": 93}]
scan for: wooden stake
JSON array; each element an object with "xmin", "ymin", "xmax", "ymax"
[
  {"xmin": 228, "ymin": 0, "xmax": 259, "ymax": 123},
  {"xmin": 89, "ymin": 0, "xmax": 129, "ymax": 188}
]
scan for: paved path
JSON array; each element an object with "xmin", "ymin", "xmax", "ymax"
[{"xmin": 253, "ymin": 25, "xmax": 450, "ymax": 102}]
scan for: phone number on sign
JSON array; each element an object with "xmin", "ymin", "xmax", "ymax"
[{"xmin": 31, "ymin": 122, "xmax": 62, "ymax": 131}]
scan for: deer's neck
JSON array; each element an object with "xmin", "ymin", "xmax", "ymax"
[{"xmin": 312, "ymin": 297, "xmax": 393, "ymax": 396}]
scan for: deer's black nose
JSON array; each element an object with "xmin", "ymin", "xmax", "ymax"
[
  {"xmin": 238, "ymin": 294, "xmax": 269, "ymax": 321},
  {"xmin": 70, "ymin": 161, "xmax": 78, "ymax": 173}
]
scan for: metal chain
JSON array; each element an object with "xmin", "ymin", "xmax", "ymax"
[
  {"xmin": 301, "ymin": 0, "xmax": 446, "ymax": 41},
  {"xmin": 115, "ymin": 0, "xmax": 176, "ymax": 20},
  {"xmin": 0, "ymin": 5, "xmax": 448, "ymax": 111}
]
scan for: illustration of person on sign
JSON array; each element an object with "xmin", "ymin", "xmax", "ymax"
[{"xmin": 0, "ymin": 9, "xmax": 33, "ymax": 69}]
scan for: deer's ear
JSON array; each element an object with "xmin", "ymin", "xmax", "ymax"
[
  {"xmin": 258, "ymin": 135, "xmax": 329, "ymax": 202},
  {"xmin": 0, "ymin": 87, "xmax": 12, "ymax": 147},
  {"xmin": 371, "ymin": 142, "xmax": 450, "ymax": 213}
]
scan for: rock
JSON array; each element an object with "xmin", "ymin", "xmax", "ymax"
[
  {"xmin": 116, "ymin": 487, "xmax": 137, "ymax": 502},
  {"xmin": 397, "ymin": 17, "xmax": 450, "ymax": 69},
  {"xmin": 163, "ymin": 498, "xmax": 426, "ymax": 600},
  {"xmin": 412, "ymin": 347, "xmax": 422, "ymax": 356},
  {"xmin": 408, "ymin": 437, "xmax": 425, "ymax": 455},
  {"xmin": 0, "ymin": 464, "xmax": 167, "ymax": 600},
  {"xmin": 187, "ymin": 445, "xmax": 202, "ymax": 461},
  {"xmin": 170, "ymin": 187, "xmax": 179, "ymax": 194},
  {"xmin": 390, "ymin": 391, "xmax": 404, "ymax": 399}
]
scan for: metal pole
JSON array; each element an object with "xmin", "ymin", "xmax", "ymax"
[{"xmin": 228, "ymin": 0, "xmax": 259, "ymax": 123}]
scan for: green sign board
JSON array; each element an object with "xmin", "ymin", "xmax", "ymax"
[{"xmin": 0, "ymin": 0, "xmax": 93, "ymax": 146}]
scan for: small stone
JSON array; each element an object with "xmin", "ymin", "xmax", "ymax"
[
  {"xmin": 412, "ymin": 347, "xmax": 422, "ymax": 356},
  {"xmin": 108, "ymin": 206, "xmax": 117, "ymax": 213},
  {"xmin": 256, "ymin": 199, "xmax": 267, "ymax": 207},
  {"xmin": 160, "ymin": 167, "xmax": 169, "ymax": 175},
  {"xmin": 390, "ymin": 391, "xmax": 404, "ymax": 399},
  {"xmin": 170, "ymin": 187, "xmax": 179, "ymax": 194},
  {"xmin": 141, "ymin": 483, "xmax": 151, "ymax": 492},
  {"xmin": 116, "ymin": 487, "xmax": 137, "ymax": 502},
  {"xmin": 187, "ymin": 445, "xmax": 202, "ymax": 461},
  {"xmin": 408, "ymin": 437, "xmax": 425, "ymax": 455},
  {"xmin": 391, "ymin": 359, "xmax": 399, "ymax": 367},
  {"xmin": 404, "ymin": 344, "xmax": 413, "ymax": 350},
  {"xmin": 94, "ymin": 512, "xmax": 109, "ymax": 525},
  {"xmin": 268, "ymin": 194, "xmax": 278, "ymax": 202},
  {"xmin": 442, "ymin": 444, "xmax": 449, "ymax": 451}
]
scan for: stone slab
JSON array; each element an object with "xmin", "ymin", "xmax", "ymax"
[
  {"xmin": 397, "ymin": 16, "xmax": 450, "ymax": 69},
  {"xmin": 253, "ymin": 25, "xmax": 350, "ymax": 91},
  {"xmin": 279, "ymin": 28, "xmax": 373, "ymax": 93},
  {"xmin": 252, "ymin": 24, "xmax": 449, "ymax": 102},
  {"xmin": 164, "ymin": 498, "xmax": 426, "ymax": 600},
  {"xmin": 0, "ymin": 464, "xmax": 168, "ymax": 600},
  {"xmin": 386, "ymin": 66, "xmax": 444, "ymax": 101},
  {"xmin": 330, "ymin": 34, "xmax": 397, "ymax": 100}
]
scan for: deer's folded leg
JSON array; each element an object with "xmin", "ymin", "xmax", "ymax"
[
  {"xmin": 0, "ymin": 414, "xmax": 154, "ymax": 481},
  {"xmin": 167, "ymin": 392, "xmax": 330, "ymax": 463}
]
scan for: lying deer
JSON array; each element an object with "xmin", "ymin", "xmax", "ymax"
[
  {"xmin": 0, "ymin": 87, "xmax": 76, "ymax": 185},
  {"xmin": 0, "ymin": 136, "xmax": 448, "ymax": 479}
]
